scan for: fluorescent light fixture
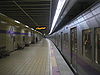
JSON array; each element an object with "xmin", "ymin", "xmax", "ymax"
[
  {"xmin": 31, "ymin": 28, "xmax": 34, "ymax": 30},
  {"xmin": 49, "ymin": 0, "xmax": 66, "ymax": 34},
  {"xmin": 1, "ymin": 21, "xmax": 7, "ymax": 24},
  {"xmin": 15, "ymin": 20, "xmax": 20, "ymax": 24},
  {"xmin": 25, "ymin": 25, "xmax": 29, "ymax": 28}
]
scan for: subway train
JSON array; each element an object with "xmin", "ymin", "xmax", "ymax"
[
  {"xmin": 0, "ymin": 13, "xmax": 42, "ymax": 58},
  {"xmin": 49, "ymin": 2, "xmax": 100, "ymax": 75}
]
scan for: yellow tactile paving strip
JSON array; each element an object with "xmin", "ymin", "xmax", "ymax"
[
  {"xmin": 0, "ymin": 39, "xmax": 50, "ymax": 75},
  {"xmin": 49, "ymin": 40, "xmax": 74, "ymax": 75},
  {"xmin": 51, "ymin": 50, "xmax": 57, "ymax": 67},
  {"xmin": 47, "ymin": 39, "xmax": 60, "ymax": 75}
]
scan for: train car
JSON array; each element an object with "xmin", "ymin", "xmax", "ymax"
[
  {"xmin": 50, "ymin": 2, "xmax": 100, "ymax": 75},
  {"xmin": 0, "ymin": 13, "xmax": 42, "ymax": 58}
]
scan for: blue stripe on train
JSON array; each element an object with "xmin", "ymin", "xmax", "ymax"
[
  {"xmin": 13, "ymin": 32, "xmax": 28, "ymax": 35},
  {"xmin": 0, "ymin": 30, "xmax": 29, "ymax": 35}
]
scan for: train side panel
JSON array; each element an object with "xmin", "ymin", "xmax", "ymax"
[
  {"xmin": 0, "ymin": 13, "xmax": 43, "ymax": 57},
  {"xmin": 49, "ymin": 2, "xmax": 100, "ymax": 75}
]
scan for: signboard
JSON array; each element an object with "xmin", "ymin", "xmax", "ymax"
[{"xmin": 36, "ymin": 26, "xmax": 46, "ymax": 30}]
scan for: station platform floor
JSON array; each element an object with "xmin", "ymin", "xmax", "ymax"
[{"xmin": 0, "ymin": 39, "xmax": 74, "ymax": 75}]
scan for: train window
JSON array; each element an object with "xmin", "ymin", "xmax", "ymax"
[
  {"xmin": 23, "ymin": 36, "xmax": 25, "ymax": 42},
  {"xmin": 61, "ymin": 33, "xmax": 63, "ymax": 49},
  {"xmin": 57, "ymin": 35, "xmax": 60, "ymax": 48},
  {"xmin": 83, "ymin": 29, "xmax": 92, "ymax": 60},
  {"xmin": 95, "ymin": 28, "xmax": 100, "ymax": 64},
  {"xmin": 64, "ymin": 33, "xmax": 69, "ymax": 49}
]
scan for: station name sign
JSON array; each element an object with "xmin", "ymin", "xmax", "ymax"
[{"xmin": 36, "ymin": 27, "xmax": 46, "ymax": 30}]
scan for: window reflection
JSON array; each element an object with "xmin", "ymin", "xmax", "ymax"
[
  {"xmin": 83, "ymin": 29, "xmax": 92, "ymax": 60},
  {"xmin": 95, "ymin": 28, "xmax": 100, "ymax": 64}
]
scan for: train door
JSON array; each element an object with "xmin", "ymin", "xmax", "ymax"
[
  {"xmin": 62, "ymin": 33, "xmax": 65, "ymax": 53},
  {"xmin": 83, "ymin": 29, "xmax": 93, "ymax": 61},
  {"xmin": 9, "ymin": 26, "xmax": 15, "ymax": 51},
  {"xmin": 23, "ymin": 36, "xmax": 25, "ymax": 43},
  {"xmin": 23, "ymin": 36, "xmax": 26, "ymax": 45},
  {"xmin": 32, "ymin": 34, "xmax": 35, "ymax": 44},
  {"xmin": 95, "ymin": 28, "xmax": 100, "ymax": 64},
  {"xmin": 64, "ymin": 33, "xmax": 69, "ymax": 51},
  {"xmin": 70, "ymin": 27, "xmax": 77, "ymax": 71},
  {"xmin": 13, "ymin": 36, "xmax": 16, "ymax": 50}
]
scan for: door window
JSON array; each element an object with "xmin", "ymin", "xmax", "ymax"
[
  {"xmin": 70, "ymin": 27, "xmax": 77, "ymax": 70},
  {"xmin": 95, "ymin": 28, "xmax": 100, "ymax": 64},
  {"xmin": 83, "ymin": 29, "xmax": 92, "ymax": 60},
  {"xmin": 64, "ymin": 33, "xmax": 69, "ymax": 49}
]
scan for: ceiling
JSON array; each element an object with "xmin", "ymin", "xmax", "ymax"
[
  {"xmin": 0, "ymin": 0, "xmax": 50, "ymax": 34},
  {"xmin": 0, "ymin": 0, "xmax": 98, "ymax": 35}
]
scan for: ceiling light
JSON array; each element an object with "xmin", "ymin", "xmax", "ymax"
[
  {"xmin": 31, "ymin": 28, "xmax": 34, "ymax": 30},
  {"xmin": 49, "ymin": 0, "xmax": 66, "ymax": 34},
  {"xmin": 15, "ymin": 20, "xmax": 20, "ymax": 24},
  {"xmin": 25, "ymin": 25, "xmax": 29, "ymax": 28}
]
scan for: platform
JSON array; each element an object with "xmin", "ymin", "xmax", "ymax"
[{"xmin": 0, "ymin": 39, "xmax": 74, "ymax": 75}]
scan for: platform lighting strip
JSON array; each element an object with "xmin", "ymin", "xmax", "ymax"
[
  {"xmin": 25, "ymin": 25, "xmax": 29, "ymax": 28},
  {"xmin": 49, "ymin": 0, "xmax": 66, "ymax": 34},
  {"xmin": 31, "ymin": 28, "xmax": 34, "ymax": 30},
  {"xmin": 15, "ymin": 20, "xmax": 20, "ymax": 24},
  {"xmin": 15, "ymin": 20, "xmax": 41, "ymax": 33}
]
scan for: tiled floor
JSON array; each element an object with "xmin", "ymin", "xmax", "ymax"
[{"xmin": 0, "ymin": 39, "xmax": 74, "ymax": 75}]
